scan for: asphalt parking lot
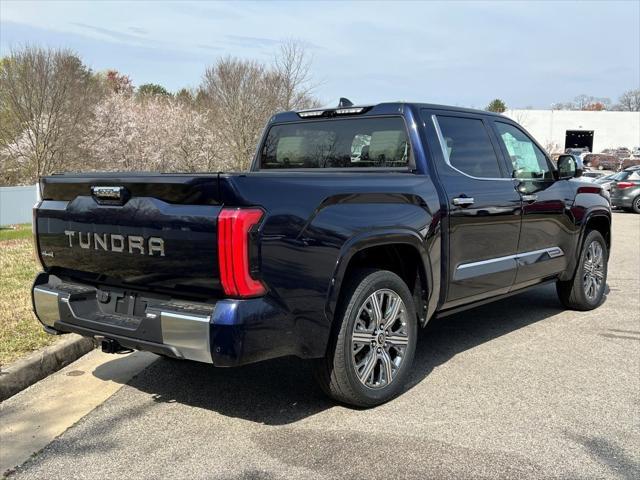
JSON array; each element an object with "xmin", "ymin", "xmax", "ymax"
[{"xmin": 6, "ymin": 212, "xmax": 640, "ymax": 480}]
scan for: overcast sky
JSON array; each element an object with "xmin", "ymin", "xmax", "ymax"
[{"xmin": 1, "ymin": 0, "xmax": 638, "ymax": 109}]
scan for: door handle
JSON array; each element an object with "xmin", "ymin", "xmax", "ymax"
[
  {"xmin": 452, "ymin": 197, "xmax": 475, "ymax": 207},
  {"xmin": 521, "ymin": 194, "xmax": 538, "ymax": 202}
]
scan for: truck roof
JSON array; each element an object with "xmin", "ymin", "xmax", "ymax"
[{"xmin": 271, "ymin": 102, "xmax": 507, "ymax": 123}]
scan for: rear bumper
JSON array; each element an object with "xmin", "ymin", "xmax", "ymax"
[{"xmin": 32, "ymin": 273, "xmax": 302, "ymax": 367}]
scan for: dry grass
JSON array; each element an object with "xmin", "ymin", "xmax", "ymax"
[{"xmin": 0, "ymin": 237, "xmax": 57, "ymax": 366}]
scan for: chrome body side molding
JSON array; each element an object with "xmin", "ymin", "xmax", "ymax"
[{"xmin": 454, "ymin": 247, "xmax": 565, "ymax": 281}]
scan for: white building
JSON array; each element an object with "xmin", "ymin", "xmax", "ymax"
[{"xmin": 503, "ymin": 109, "xmax": 640, "ymax": 154}]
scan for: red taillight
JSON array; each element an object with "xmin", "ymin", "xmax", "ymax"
[
  {"xmin": 615, "ymin": 181, "xmax": 635, "ymax": 189},
  {"xmin": 217, "ymin": 208, "xmax": 266, "ymax": 298}
]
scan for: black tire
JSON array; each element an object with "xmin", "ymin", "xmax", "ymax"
[
  {"xmin": 556, "ymin": 230, "xmax": 608, "ymax": 311},
  {"xmin": 632, "ymin": 195, "xmax": 640, "ymax": 214},
  {"xmin": 314, "ymin": 269, "xmax": 417, "ymax": 407}
]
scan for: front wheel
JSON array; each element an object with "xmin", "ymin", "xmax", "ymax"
[
  {"xmin": 556, "ymin": 230, "xmax": 608, "ymax": 310},
  {"xmin": 314, "ymin": 269, "xmax": 417, "ymax": 407}
]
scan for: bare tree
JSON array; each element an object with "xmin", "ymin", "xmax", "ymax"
[
  {"xmin": 273, "ymin": 39, "xmax": 319, "ymax": 111},
  {"xmin": 199, "ymin": 41, "xmax": 320, "ymax": 170},
  {"xmin": 552, "ymin": 95, "xmax": 611, "ymax": 111},
  {"xmin": 0, "ymin": 46, "xmax": 100, "ymax": 184},
  {"xmin": 615, "ymin": 89, "xmax": 640, "ymax": 111}
]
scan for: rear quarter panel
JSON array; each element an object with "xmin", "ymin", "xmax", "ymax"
[{"xmin": 220, "ymin": 172, "xmax": 441, "ymax": 357}]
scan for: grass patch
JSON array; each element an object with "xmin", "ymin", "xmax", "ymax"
[
  {"xmin": 0, "ymin": 238, "xmax": 57, "ymax": 366},
  {"xmin": 0, "ymin": 223, "xmax": 32, "ymax": 242}
]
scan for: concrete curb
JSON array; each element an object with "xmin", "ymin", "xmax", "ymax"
[{"xmin": 0, "ymin": 334, "xmax": 95, "ymax": 401}]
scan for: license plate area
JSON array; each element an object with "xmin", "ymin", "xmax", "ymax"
[{"xmin": 97, "ymin": 289, "xmax": 148, "ymax": 317}]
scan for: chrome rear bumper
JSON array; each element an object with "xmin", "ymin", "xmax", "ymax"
[
  {"xmin": 33, "ymin": 280, "xmax": 213, "ymax": 363},
  {"xmin": 32, "ymin": 272, "xmax": 305, "ymax": 367}
]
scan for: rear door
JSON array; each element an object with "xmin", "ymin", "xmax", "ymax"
[{"xmin": 424, "ymin": 111, "xmax": 522, "ymax": 307}]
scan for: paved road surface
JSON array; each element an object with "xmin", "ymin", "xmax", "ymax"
[{"xmin": 5, "ymin": 212, "xmax": 639, "ymax": 479}]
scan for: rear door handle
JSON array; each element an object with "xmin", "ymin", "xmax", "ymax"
[
  {"xmin": 521, "ymin": 194, "xmax": 538, "ymax": 202},
  {"xmin": 452, "ymin": 197, "xmax": 475, "ymax": 207}
]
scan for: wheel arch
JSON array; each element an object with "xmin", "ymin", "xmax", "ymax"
[
  {"xmin": 583, "ymin": 213, "xmax": 611, "ymax": 250},
  {"xmin": 325, "ymin": 230, "xmax": 433, "ymax": 328},
  {"xmin": 560, "ymin": 209, "xmax": 611, "ymax": 281}
]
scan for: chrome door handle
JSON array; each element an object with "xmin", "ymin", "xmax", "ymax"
[
  {"xmin": 452, "ymin": 197, "xmax": 475, "ymax": 207},
  {"xmin": 521, "ymin": 194, "xmax": 538, "ymax": 202}
]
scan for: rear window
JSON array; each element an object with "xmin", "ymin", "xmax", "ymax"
[{"xmin": 259, "ymin": 117, "xmax": 410, "ymax": 169}]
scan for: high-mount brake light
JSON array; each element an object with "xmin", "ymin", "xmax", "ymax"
[
  {"xmin": 298, "ymin": 110, "xmax": 324, "ymax": 118},
  {"xmin": 218, "ymin": 208, "xmax": 266, "ymax": 298},
  {"xmin": 335, "ymin": 107, "xmax": 364, "ymax": 115},
  {"xmin": 615, "ymin": 181, "xmax": 635, "ymax": 189}
]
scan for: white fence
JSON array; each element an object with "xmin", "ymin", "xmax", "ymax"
[{"xmin": 0, "ymin": 185, "xmax": 38, "ymax": 226}]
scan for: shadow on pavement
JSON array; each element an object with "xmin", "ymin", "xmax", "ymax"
[
  {"xmin": 566, "ymin": 432, "xmax": 640, "ymax": 480},
  {"xmin": 93, "ymin": 283, "xmax": 579, "ymax": 426}
]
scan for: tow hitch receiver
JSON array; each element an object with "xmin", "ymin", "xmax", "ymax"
[{"xmin": 100, "ymin": 338, "xmax": 130, "ymax": 354}]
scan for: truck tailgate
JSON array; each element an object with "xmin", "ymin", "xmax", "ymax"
[{"xmin": 36, "ymin": 174, "xmax": 222, "ymax": 296}]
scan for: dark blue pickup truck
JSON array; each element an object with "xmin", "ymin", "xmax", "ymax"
[{"xmin": 32, "ymin": 101, "xmax": 611, "ymax": 406}]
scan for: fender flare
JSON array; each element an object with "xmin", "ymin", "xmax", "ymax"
[
  {"xmin": 561, "ymin": 207, "xmax": 611, "ymax": 281},
  {"xmin": 324, "ymin": 228, "xmax": 436, "ymax": 326}
]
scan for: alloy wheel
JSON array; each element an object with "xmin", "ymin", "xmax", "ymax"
[
  {"xmin": 583, "ymin": 240, "xmax": 605, "ymax": 301},
  {"xmin": 351, "ymin": 289, "xmax": 409, "ymax": 389}
]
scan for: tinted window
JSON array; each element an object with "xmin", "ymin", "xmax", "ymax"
[
  {"xmin": 495, "ymin": 122, "xmax": 553, "ymax": 180},
  {"xmin": 436, "ymin": 116, "xmax": 502, "ymax": 178},
  {"xmin": 259, "ymin": 117, "xmax": 410, "ymax": 169}
]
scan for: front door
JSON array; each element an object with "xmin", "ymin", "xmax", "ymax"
[
  {"xmin": 491, "ymin": 120, "xmax": 573, "ymax": 287},
  {"xmin": 426, "ymin": 112, "xmax": 522, "ymax": 307}
]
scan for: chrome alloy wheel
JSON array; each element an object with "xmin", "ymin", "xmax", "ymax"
[
  {"xmin": 583, "ymin": 240, "xmax": 605, "ymax": 301},
  {"xmin": 351, "ymin": 289, "xmax": 409, "ymax": 389}
]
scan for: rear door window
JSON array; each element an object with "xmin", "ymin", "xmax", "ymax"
[
  {"xmin": 259, "ymin": 117, "xmax": 410, "ymax": 169},
  {"xmin": 434, "ymin": 116, "xmax": 504, "ymax": 178}
]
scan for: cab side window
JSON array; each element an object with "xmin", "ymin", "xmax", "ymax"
[
  {"xmin": 436, "ymin": 116, "xmax": 503, "ymax": 178},
  {"xmin": 495, "ymin": 122, "xmax": 553, "ymax": 180}
]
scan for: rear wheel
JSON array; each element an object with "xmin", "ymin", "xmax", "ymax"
[
  {"xmin": 632, "ymin": 195, "xmax": 640, "ymax": 214},
  {"xmin": 556, "ymin": 230, "xmax": 608, "ymax": 310},
  {"xmin": 314, "ymin": 269, "xmax": 417, "ymax": 407}
]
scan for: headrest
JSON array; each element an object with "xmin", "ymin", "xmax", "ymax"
[{"xmin": 368, "ymin": 130, "xmax": 406, "ymax": 162}]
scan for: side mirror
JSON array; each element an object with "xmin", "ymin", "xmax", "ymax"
[{"xmin": 557, "ymin": 154, "xmax": 583, "ymax": 179}]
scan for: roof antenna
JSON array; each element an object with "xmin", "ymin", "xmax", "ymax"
[{"xmin": 338, "ymin": 97, "xmax": 354, "ymax": 108}]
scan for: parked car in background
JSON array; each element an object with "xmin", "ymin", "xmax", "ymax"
[
  {"xmin": 565, "ymin": 148, "xmax": 589, "ymax": 161},
  {"xmin": 609, "ymin": 166, "xmax": 640, "ymax": 213},
  {"xmin": 614, "ymin": 147, "xmax": 631, "ymax": 158},
  {"xmin": 620, "ymin": 157, "xmax": 640, "ymax": 170},
  {"xmin": 583, "ymin": 153, "xmax": 618, "ymax": 171},
  {"xmin": 580, "ymin": 171, "xmax": 607, "ymax": 182},
  {"xmin": 596, "ymin": 171, "xmax": 626, "ymax": 192}
]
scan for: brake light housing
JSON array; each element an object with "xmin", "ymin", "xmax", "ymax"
[
  {"xmin": 615, "ymin": 181, "xmax": 635, "ymax": 189},
  {"xmin": 217, "ymin": 208, "xmax": 266, "ymax": 298}
]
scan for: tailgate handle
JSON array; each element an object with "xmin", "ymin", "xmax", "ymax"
[{"xmin": 91, "ymin": 186, "xmax": 129, "ymax": 205}]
